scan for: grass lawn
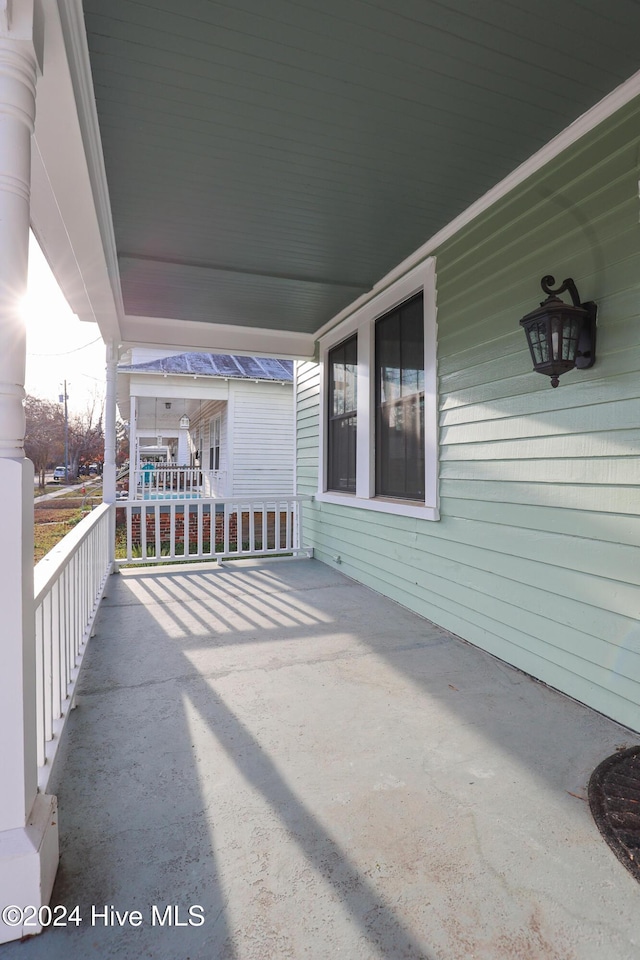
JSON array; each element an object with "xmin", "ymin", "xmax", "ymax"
[
  {"xmin": 33, "ymin": 499, "xmax": 98, "ymax": 565},
  {"xmin": 33, "ymin": 506, "xmax": 84, "ymax": 564}
]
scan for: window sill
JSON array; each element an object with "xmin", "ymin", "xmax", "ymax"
[{"xmin": 315, "ymin": 490, "xmax": 439, "ymax": 521}]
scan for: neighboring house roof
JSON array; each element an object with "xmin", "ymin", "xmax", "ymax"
[{"xmin": 118, "ymin": 353, "xmax": 294, "ymax": 382}]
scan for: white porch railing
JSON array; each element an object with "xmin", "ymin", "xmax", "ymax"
[
  {"xmin": 116, "ymin": 495, "xmax": 311, "ymax": 564},
  {"xmin": 31, "ymin": 495, "xmax": 310, "ymax": 789},
  {"xmin": 201, "ymin": 469, "xmax": 226, "ymax": 498},
  {"xmin": 131, "ymin": 466, "xmax": 226, "ymax": 499},
  {"xmin": 33, "ymin": 503, "xmax": 113, "ymax": 791}
]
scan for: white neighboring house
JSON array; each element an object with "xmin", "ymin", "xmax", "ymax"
[{"xmin": 117, "ymin": 348, "xmax": 294, "ymax": 498}]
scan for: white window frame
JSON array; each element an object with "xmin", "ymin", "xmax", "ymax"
[
  {"xmin": 209, "ymin": 415, "xmax": 221, "ymax": 471},
  {"xmin": 317, "ymin": 258, "xmax": 439, "ymax": 521}
]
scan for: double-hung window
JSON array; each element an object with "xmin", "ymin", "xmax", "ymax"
[
  {"xmin": 375, "ymin": 293, "xmax": 425, "ymax": 501},
  {"xmin": 319, "ymin": 259, "xmax": 438, "ymax": 521},
  {"xmin": 327, "ymin": 335, "xmax": 357, "ymax": 493},
  {"xmin": 209, "ymin": 416, "xmax": 221, "ymax": 471}
]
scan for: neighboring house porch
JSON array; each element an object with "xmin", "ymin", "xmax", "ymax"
[{"xmin": 117, "ymin": 351, "xmax": 294, "ymax": 500}]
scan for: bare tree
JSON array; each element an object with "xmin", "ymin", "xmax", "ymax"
[
  {"xmin": 24, "ymin": 396, "xmax": 65, "ymax": 488},
  {"xmin": 116, "ymin": 417, "xmax": 128, "ymax": 466},
  {"xmin": 68, "ymin": 395, "xmax": 105, "ymax": 477}
]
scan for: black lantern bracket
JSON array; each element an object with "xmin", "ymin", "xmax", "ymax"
[
  {"xmin": 519, "ymin": 275, "xmax": 597, "ymax": 387},
  {"xmin": 539, "ymin": 276, "xmax": 597, "ymax": 371}
]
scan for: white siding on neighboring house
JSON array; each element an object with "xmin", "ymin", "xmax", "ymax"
[{"xmin": 231, "ymin": 381, "xmax": 294, "ymax": 496}]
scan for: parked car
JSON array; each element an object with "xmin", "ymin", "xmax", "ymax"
[{"xmin": 52, "ymin": 465, "xmax": 74, "ymax": 483}]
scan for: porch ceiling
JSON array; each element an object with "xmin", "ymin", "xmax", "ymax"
[
  {"xmin": 80, "ymin": 0, "xmax": 640, "ymax": 343},
  {"xmin": 120, "ymin": 394, "xmax": 209, "ymax": 432}
]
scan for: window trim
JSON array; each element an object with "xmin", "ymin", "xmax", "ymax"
[
  {"xmin": 209, "ymin": 414, "xmax": 221, "ymax": 472},
  {"xmin": 317, "ymin": 259, "xmax": 439, "ymax": 521}
]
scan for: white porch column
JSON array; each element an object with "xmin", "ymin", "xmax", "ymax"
[
  {"xmin": 177, "ymin": 422, "xmax": 190, "ymax": 465},
  {"xmin": 0, "ymin": 1, "xmax": 58, "ymax": 944},
  {"xmin": 129, "ymin": 393, "xmax": 138, "ymax": 470},
  {"xmin": 103, "ymin": 340, "xmax": 118, "ymax": 504}
]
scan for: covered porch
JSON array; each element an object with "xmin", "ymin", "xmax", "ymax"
[{"xmin": 3, "ymin": 557, "xmax": 639, "ymax": 959}]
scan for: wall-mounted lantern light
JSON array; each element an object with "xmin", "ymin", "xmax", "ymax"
[
  {"xmin": 519, "ymin": 275, "xmax": 597, "ymax": 387},
  {"xmin": 179, "ymin": 415, "xmax": 190, "ymax": 429}
]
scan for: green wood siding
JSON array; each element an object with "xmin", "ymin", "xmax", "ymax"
[{"xmin": 297, "ymin": 97, "xmax": 640, "ymax": 731}]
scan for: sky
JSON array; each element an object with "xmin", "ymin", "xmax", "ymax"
[{"xmin": 23, "ymin": 232, "xmax": 107, "ymax": 416}]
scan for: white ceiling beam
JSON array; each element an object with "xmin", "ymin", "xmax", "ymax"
[
  {"xmin": 128, "ymin": 380, "xmax": 229, "ymax": 401},
  {"xmin": 122, "ymin": 315, "xmax": 316, "ymax": 361}
]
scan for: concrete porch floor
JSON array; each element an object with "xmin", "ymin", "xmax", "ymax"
[{"xmin": 4, "ymin": 558, "xmax": 639, "ymax": 959}]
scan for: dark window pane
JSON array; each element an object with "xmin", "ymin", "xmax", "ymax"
[
  {"xmin": 375, "ymin": 294, "xmax": 425, "ymax": 500},
  {"xmin": 378, "ymin": 311, "xmax": 401, "ymax": 404},
  {"xmin": 400, "ymin": 296, "xmax": 424, "ymax": 397},
  {"xmin": 328, "ymin": 335, "xmax": 357, "ymax": 493}
]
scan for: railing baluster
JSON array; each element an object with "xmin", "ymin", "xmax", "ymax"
[
  {"xmin": 75, "ymin": 551, "xmax": 81, "ymax": 658},
  {"xmin": 141, "ymin": 503, "xmax": 147, "ymax": 560},
  {"xmin": 154, "ymin": 503, "xmax": 161, "ymax": 561},
  {"xmin": 170, "ymin": 503, "xmax": 176, "ymax": 559},
  {"xmin": 35, "ymin": 603, "xmax": 45, "ymax": 768},
  {"xmin": 85, "ymin": 537, "xmax": 90, "ymax": 634},
  {"xmin": 63, "ymin": 567, "xmax": 71, "ymax": 691},
  {"xmin": 77, "ymin": 548, "xmax": 83, "ymax": 655},
  {"xmin": 180, "ymin": 504, "xmax": 188, "ymax": 557},
  {"xmin": 248, "ymin": 504, "xmax": 255, "ymax": 554},
  {"xmin": 51, "ymin": 580, "xmax": 61, "ymax": 719},
  {"xmin": 206, "ymin": 504, "xmax": 214, "ymax": 557},
  {"xmin": 69, "ymin": 555, "xmax": 75, "ymax": 669},
  {"xmin": 126, "ymin": 503, "xmax": 132, "ymax": 560},
  {"xmin": 43, "ymin": 593, "xmax": 53, "ymax": 742}
]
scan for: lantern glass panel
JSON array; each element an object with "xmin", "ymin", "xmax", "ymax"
[
  {"xmin": 560, "ymin": 316, "xmax": 580, "ymax": 360},
  {"xmin": 528, "ymin": 320, "xmax": 549, "ymax": 364}
]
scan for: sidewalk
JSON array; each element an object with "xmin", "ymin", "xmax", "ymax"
[{"xmin": 34, "ymin": 480, "xmax": 101, "ymax": 504}]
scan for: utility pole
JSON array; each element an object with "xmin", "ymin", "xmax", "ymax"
[{"xmin": 59, "ymin": 380, "xmax": 69, "ymax": 482}]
